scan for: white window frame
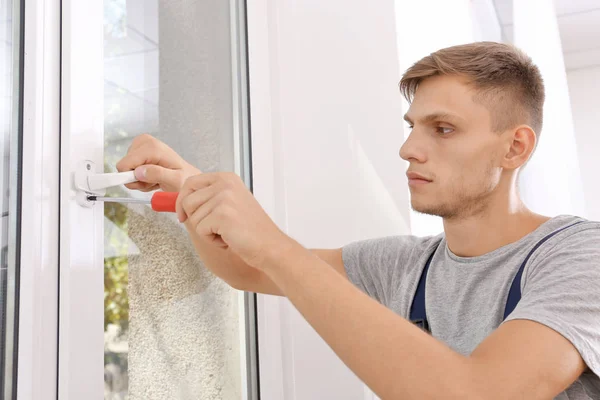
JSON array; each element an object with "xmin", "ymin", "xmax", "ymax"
[
  {"xmin": 245, "ymin": 0, "xmax": 287, "ymax": 398},
  {"xmin": 55, "ymin": 0, "xmax": 259, "ymax": 398},
  {"xmin": 57, "ymin": 0, "xmax": 105, "ymax": 397},
  {"xmin": 15, "ymin": 0, "xmax": 257, "ymax": 397},
  {"xmin": 17, "ymin": 0, "xmax": 61, "ymax": 399}
]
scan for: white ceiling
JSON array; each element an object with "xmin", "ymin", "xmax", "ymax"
[{"xmin": 494, "ymin": 0, "xmax": 600, "ymax": 70}]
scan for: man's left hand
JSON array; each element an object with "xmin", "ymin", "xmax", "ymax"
[{"xmin": 176, "ymin": 172, "xmax": 294, "ymax": 269}]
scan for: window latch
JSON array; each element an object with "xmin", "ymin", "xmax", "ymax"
[{"xmin": 74, "ymin": 160, "xmax": 137, "ymax": 207}]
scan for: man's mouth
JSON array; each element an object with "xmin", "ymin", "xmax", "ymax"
[{"xmin": 406, "ymin": 171, "xmax": 432, "ymax": 186}]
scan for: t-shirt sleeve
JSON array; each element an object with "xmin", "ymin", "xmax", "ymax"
[
  {"xmin": 503, "ymin": 224, "xmax": 600, "ymax": 396},
  {"xmin": 341, "ymin": 235, "xmax": 428, "ymax": 307}
]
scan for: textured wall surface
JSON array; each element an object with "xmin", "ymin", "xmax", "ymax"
[
  {"xmin": 128, "ymin": 206, "xmax": 241, "ymax": 400},
  {"xmin": 127, "ymin": 0, "xmax": 242, "ymax": 398}
]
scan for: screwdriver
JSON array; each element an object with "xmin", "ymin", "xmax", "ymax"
[{"xmin": 87, "ymin": 192, "xmax": 179, "ymax": 213}]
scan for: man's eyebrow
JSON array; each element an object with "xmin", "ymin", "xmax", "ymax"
[{"xmin": 403, "ymin": 112, "xmax": 464, "ymax": 124}]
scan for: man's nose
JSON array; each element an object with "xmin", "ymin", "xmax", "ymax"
[{"xmin": 399, "ymin": 131, "xmax": 427, "ymax": 163}]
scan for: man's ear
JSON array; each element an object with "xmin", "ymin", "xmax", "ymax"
[{"xmin": 502, "ymin": 125, "xmax": 537, "ymax": 169}]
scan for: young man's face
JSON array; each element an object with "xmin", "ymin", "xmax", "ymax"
[{"xmin": 400, "ymin": 74, "xmax": 508, "ymax": 219}]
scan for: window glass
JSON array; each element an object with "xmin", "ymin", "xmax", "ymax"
[{"xmin": 103, "ymin": 1, "xmax": 245, "ymax": 398}]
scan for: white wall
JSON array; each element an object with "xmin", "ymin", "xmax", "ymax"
[
  {"xmin": 249, "ymin": 0, "xmax": 501, "ymax": 399},
  {"xmin": 513, "ymin": 0, "xmax": 587, "ymax": 217},
  {"xmin": 249, "ymin": 0, "xmax": 411, "ymax": 398},
  {"xmin": 567, "ymin": 66, "xmax": 600, "ymax": 221}
]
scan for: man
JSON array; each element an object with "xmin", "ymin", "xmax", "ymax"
[{"xmin": 117, "ymin": 42, "xmax": 600, "ymax": 399}]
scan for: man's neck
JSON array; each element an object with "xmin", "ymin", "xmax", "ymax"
[{"xmin": 442, "ymin": 205, "xmax": 551, "ymax": 258}]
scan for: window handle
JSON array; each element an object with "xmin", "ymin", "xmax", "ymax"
[
  {"xmin": 74, "ymin": 160, "xmax": 137, "ymax": 194},
  {"xmin": 86, "ymin": 171, "xmax": 136, "ymax": 191}
]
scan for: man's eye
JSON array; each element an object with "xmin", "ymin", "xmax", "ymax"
[
  {"xmin": 406, "ymin": 125, "xmax": 414, "ymax": 131},
  {"xmin": 436, "ymin": 127, "xmax": 454, "ymax": 135}
]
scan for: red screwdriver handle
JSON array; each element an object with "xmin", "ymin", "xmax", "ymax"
[{"xmin": 151, "ymin": 192, "xmax": 178, "ymax": 213}]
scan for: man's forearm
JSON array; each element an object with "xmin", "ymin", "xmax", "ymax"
[
  {"xmin": 190, "ymin": 236, "xmax": 346, "ymax": 296},
  {"xmin": 190, "ymin": 235, "xmax": 284, "ymax": 295},
  {"xmin": 261, "ymin": 240, "xmax": 482, "ymax": 399}
]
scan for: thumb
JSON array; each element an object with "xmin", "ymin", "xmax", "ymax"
[{"xmin": 135, "ymin": 165, "xmax": 181, "ymax": 188}]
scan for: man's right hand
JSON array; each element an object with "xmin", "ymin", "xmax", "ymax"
[{"xmin": 116, "ymin": 134, "xmax": 200, "ymax": 193}]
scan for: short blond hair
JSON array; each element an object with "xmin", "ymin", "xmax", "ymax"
[{"xmin": 399, "ymin": 42, "xmax": 545, "ymax": 136}]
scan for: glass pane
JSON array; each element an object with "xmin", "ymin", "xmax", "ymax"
[
  {"xmin": 0, "ymin": 0, "xmax": 22, "ymax": 397},
  {"xmin": 102, "ymin": 1, "xmax": 247, "ymax": 399}
]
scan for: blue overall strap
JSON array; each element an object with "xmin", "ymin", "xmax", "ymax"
[
  {"xmin": 503, "ymin": 220, "xmax": 585, "ymax": 320},
  {"xmin": 409, "ymin": 243, "xmax": 440, "ymax": 332}
]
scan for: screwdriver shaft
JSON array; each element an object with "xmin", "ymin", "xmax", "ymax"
[
  {"xmin": 86, "ymin": 192, "xmax": 178, "ymax": 213},
  {"xmin": 87, "ymin": 195, "xmax": 150, "ymax": 204}
]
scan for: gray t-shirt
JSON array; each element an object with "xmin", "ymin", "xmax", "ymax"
[{"xmin": 342, "ymin": 215, "xmax": 600, "ymax": 399}]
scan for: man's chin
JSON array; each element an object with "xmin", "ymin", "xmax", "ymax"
[{"xmin": 410, "ymin": 200, "xmax": 444, "ymax": 218}]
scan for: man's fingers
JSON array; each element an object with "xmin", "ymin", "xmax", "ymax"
[
  {"xmin": 117, "ymin": 140, "xmax": 184, "ymax": 173},
  {"xmin": 178, "ymin": 174, "xmax": 219, "ymax": 198},
  {"xmin": 182, "ymin": 186, "xmax": 218, "ymax": 216},
  {"xmin": 116, "ymin": 143, "xmax": 160, "ymax": 173},
  {"xmin": 184, "ymin": 192, "xmax": 220, "ymax": 229},
  {"xmin": 135, "ymin": 164, "xmax": 183, "ymax": 188},
  {"xmin": 188, "ymin": 201, "xmax": 229, "ymax": 249},
  {"xmin": 176, "ymin": 180, "xmax": 218, "ymax": 222},
  {"xmin": 125, "ymin": 133, "xmax": 159, "ymax": 153},
  {"xmin": 139, "ymin": 184, "xmax": 162, "ymax": 193},
  {"xmin": 123, "ymin": 181, "xmax": 158, "ymax": 191}
]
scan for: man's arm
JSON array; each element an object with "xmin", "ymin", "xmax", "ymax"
[
  {"xmin": 190, "ymin": 235, "xmax": 346, "ymax": 296},
  {"xmin": 173, "ymin": 172, "xmax": 591, "ymax": 399},
  {"xmin": 262, "ymin": 242, "xmax": 586, "ymax": 400}
]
